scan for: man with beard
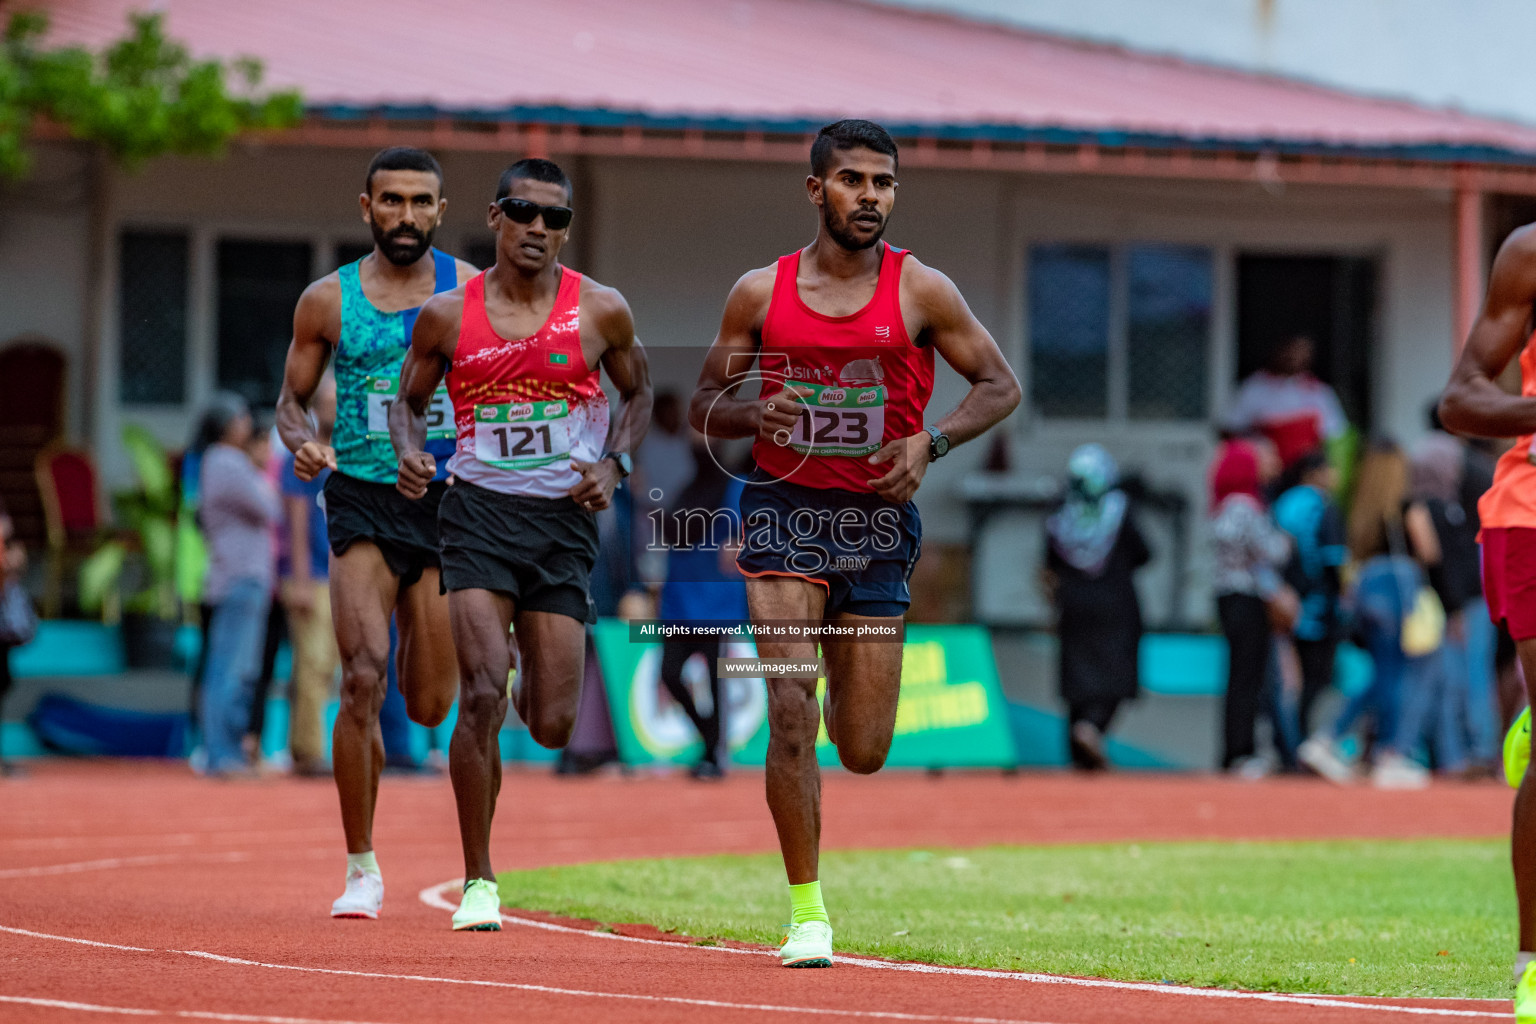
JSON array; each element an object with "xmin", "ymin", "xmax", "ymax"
[
  {"xmin": 277, "ymin": 147, "xmax": 478, "ymax": 920},
  {"xmin": 689, "ymin": 119, "xmax": 1020, "ymax": 966},
  {"xmin": 391, "ymin": 158, "xmax": 651, "ymax": 931}
]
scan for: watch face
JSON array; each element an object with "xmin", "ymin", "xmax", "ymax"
[{"xmin": 935, "ymin": 436, "xmax": 950, "ymax": 457}]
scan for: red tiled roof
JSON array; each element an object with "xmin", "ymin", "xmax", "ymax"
[{"xmin": 37, "ymin": 0, "xmax": 1536, "ymax": 162}]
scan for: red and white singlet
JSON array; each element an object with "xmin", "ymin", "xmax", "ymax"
[
  {"xmin": 751, "ymin": 243, "xmax": 935, "ymax": 493},
  {"xmin": 446, "ymin": 269, "xmax": 609, "ymax": 499}
]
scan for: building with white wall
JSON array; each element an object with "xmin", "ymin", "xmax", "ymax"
[
  {"xmin": 877, "ymin": 0, "xmax": 1536, "ymax": 128},
  {"xmin": 12, "ymin": 0, "xmax": 1536, "ymax": 625}
]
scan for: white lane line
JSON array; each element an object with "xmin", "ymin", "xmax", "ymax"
[
  {"xmin": 0, "ymin": 924, "xmax": 153, "ymax": 952},
  {"xmin": 176, "ymin": 950, "xmax": 1050, "ymax": 1024},
  {"xmin": 418, "ymin": 881, "xmax": 1507, "ymax": 1019},
  {"xmin": 0, "ymin": 993, "xmax": 402, "ymax": 1024},
  {"xmin": 0, "ymin": 827, "xmax": 338, "ymax": 851},
  {"xmin": 0, "ymin": 851, "xmax": 252, "ymax": 879},
  {"xmin": 1, "ymin": 921, "xmax": 1044, "ymax": 1023}
]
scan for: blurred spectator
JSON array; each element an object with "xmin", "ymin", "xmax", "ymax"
[
  {"xmin": 657, "ymin": 435, "xmax": 748, "ymax": 779},
  {"xmin": 243, "ymin": 418, "xmax": 289, "ymax": 771},
  {"xmin": 1042, "ymin": 444, "xmax": 1149, "ymax": 771},
  {"xmin": 1272, "ymin": 450, "xmax": 1346, "ymax": 736},
  {"xmin": 1299, "ymin": 440, "xmax": 1437, "ymax": 788},
  {"xmin": 1209, "ymin": 438, "xmax": 1293, "ymax": 773},
  {"xmin": 1224, "ymin": 335, "xmax": 1348, "ymax": 468},
  {"xmin": 1426, "ymin": 405, "xmax": 1502, "ymax": 771},
  {"xmin": 280, "ymin": 374, "xmax": 338, "ymax": 777},
  {"xmin": 0, "ymin": 504, "xmax": 33, "ymax": 776},
  {"xmin": 194, "ymin": 393, "xmax": 281, "ymax": 778},
  {"xmin": 1407, "ymin": 432, "xmax": 1496, "ymax": 776}
]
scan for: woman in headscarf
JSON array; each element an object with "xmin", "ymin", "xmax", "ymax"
[
  {"xmin": 1209, "ymin": 437, "xmax": 1293, "ymax": 773},
  {"xmin": 1042, "ymin": 444, "xmax": 1151, "ymax": 770},
  {"xmin": 1404, "ymin": 433, "xmax": 1491, "ymax": 777}
]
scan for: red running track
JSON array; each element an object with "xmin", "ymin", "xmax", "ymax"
[{"xmin": 0, "ymin": 761, "xmax": 1517, "ymax": 1023}]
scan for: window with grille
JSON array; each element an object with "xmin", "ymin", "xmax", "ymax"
[
  {"xmin": 118, "ymin": 232, "xmax": 189, "ymax": 404},
  {"xmin": 1028, "ymin": 245, "xmax": 1110, "ymax": 418},
  {"xmin": 216, "ymin": 240, "xmax": 314, "ymax": 407},
  {"xmin": 1027, "ymin": 242, "xmax": 1212, "ymax": 422}
]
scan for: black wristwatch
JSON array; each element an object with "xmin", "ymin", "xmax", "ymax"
[
  {"xmin": 603, "ymin": 451, "xmax": 633, "ymax": 477},
  {"xmin": 925, "ymin": 426, "xmax": 950, "ymax": 461}
]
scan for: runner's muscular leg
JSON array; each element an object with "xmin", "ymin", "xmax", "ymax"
[
  {"xmin": 750, "ymin": 575, "xmax": 828, "ymax": 885},
  {"xmin": 328, "ymin": 542, "xmax": 397, "ymax": 855},
  {"xmin": 447, "ymin": 587, "xmax": 514, "ymax": 883},
  {"xmin": 510, "ymin": 610, "xmax": 586, "ymax": 749},
  {"xmin": 393, "ymin": 566, "xmax": 457, "ymax": 727},
  {"xmin": 821, "ymin": 613, "xmax": 905, "ymax": 775},
  {"xmin": 1513, "ymin": 637, "xmax": 1536, "ymax": 950}
]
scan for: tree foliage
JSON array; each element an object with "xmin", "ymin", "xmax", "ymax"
[{"xmin": 0, "ymin": 10, "xmax": 302, "ymax": 178}]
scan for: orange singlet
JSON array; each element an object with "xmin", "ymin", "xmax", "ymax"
[{"xmin": 1478, "ymin": 332, "xmax": 1536, "ymax": 640}]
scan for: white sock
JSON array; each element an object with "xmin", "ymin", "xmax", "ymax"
[
  {"xmin": 347, "ymin": 851, "xmax": 380, "ymax": 878},
  {"xmin": 1515, "ymin": 951, "xmax": 1535, "ymax": 983}
]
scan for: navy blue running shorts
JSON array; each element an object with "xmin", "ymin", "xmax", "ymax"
[{"xmin": 735, "ymin": 467, "xmax": 921, "ymax": 618}]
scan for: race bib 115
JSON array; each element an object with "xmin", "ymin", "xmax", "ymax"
[{"xmin": 365, "ymin": 374, "xmax": 454, "ymax": 440}]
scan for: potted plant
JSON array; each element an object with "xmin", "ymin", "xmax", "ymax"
[{"xmin": 78, "ymin": 424, "xmax": 188, "ymax": 668}]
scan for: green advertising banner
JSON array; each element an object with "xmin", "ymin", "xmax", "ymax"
[{"xmin": 590, "ymin": 620, "xmax": 1016, "ymax": 769}]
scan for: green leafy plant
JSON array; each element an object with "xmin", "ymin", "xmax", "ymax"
[
  {"xmin": 79, "ymin": 424, "xmax": 182, "ymax": 620},
  {"xmin": 0, "ymin": 10, "xmax": 302, "ymax": 179}
]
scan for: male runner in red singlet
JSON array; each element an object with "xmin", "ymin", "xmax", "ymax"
[
  {"xmin": 1440, "ymin": 224, "xmax": 1536, "ymax": 1023},
  {"xmin": 277, "ymin": 147, "xmax": 478, "ymax": 920},
  {"xmin": 690, "ymin": 120, "xmax": 1021, "ymax": 967},
  {"xmin": 391, "ymin": 158, "xmax": 651, "ymax": 932}
]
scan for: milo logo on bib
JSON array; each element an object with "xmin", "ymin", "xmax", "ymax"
[
  {"xmin": 365, "ymin": 373, "xmax": 454, "ymax": 440},
  {"xmin": 473, "ymin": 400, "xmax": 572, "ymax": 470},
  {"xmin": 785, "ymin": 382, "xmax": 886, "ymax": 457}
]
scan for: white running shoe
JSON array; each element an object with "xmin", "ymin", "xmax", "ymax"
[
  {"xmin": 331, "ymin": 867, "xmax": 384, "ymax": 919},
  {"xmin": 1371, "ymin": 752, "xmax": 1430, "ymax": 790},
  {"xmin": 1297, "ymin": 736, "xmax": 1355, "ymax": 784},
  {"xmin": 780, "ymin": 920, "xmax": 833, "ymax": 967}
]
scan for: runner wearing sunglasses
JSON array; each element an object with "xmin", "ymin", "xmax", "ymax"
[
  {"xmin": 689, "ymin": 120, "xmax": 1020, "ymax": 967},
  {"xmin": 390, "ymin": 158, "xmax": 652, "ymax": 931},
  {"xmin": 276, "ymin": 146, "xmax": 480, "ymax": 921}
]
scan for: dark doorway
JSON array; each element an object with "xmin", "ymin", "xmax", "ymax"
[{"xmin": 1235, "ymin": 255, "xmax": 1377, "ymax": 431}]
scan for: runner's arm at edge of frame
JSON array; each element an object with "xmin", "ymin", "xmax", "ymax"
[{"xmin": 1441, "ymin": 223, "xmax": 1536, "ymax": 439}]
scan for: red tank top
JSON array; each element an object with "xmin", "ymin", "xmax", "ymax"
[
  {"xmin": 751, "ymin": 244, "xmax": 934, "ymax": 493},
  {"xmin": 446, "ymin": 268, "xmax": 609, "ymax": 499}
]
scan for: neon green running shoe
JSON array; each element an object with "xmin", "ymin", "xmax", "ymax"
[
  {"xmin": 452, "ymin": 878, "xmax": 502, "ymax": 932},
  {"xmin": 1518, "ymin": 959, "xmax": 1536, "ymax": 1023},
  {"xmin": 1506, "ymin": 708, "xmax": 1531, "ymax": 790},
  {"xmin": 780, "ymin": 920, "xmax": 833, "ymax": 968}
]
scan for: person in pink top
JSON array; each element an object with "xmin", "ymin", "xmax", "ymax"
[{"xmin": 1224, "ymin": 335, "xmax": 1347, "ymax": 468}]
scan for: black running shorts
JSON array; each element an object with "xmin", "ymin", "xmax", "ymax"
[
  {"xmin": 437, "ymin": 480, "xmax": 599, "ymax": 623},
  {"xmin": 322, "ymin": 471, "xmax": 445, "ymax": 590}
]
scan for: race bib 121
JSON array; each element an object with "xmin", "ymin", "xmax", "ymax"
[{"xmin": 473, "ymin": 401, "xmax": 572, "ymax": 470}]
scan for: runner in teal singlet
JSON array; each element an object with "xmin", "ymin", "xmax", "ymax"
[{"xmin": 276, "ymin": 147, "xmax": 478, "ymax": 922}]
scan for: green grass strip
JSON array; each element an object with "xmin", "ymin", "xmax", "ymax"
[{"xmin": 498, "ymin": 839, "xmax": 1513, "ymax": 998}]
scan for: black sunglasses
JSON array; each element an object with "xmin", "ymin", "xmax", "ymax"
[{"xmin": 495, "ymin": 196, "xmax": 573, "ymax": 231}]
